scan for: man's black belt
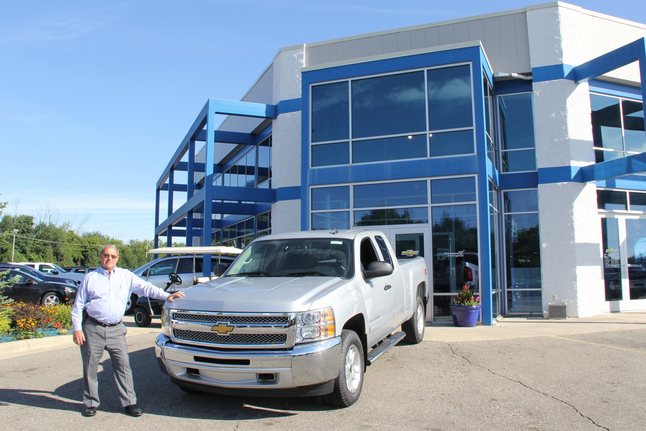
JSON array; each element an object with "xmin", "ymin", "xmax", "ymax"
[{"xmin": 87, "ymin": 316, "xmax": 121, "ymax": 327}]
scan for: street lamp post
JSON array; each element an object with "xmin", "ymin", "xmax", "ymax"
[{"xmin": 11, "ymin": 229, "xmax": 18, "ymax": 262}]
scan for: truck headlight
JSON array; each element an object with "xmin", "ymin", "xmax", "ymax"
[
  {"xmin": 161, "ymin": 305, "xmax": 171, "ymax": 337},
  {"xmin": 295, "ymin": 307, "xmax": 335, "ymax": 343}
]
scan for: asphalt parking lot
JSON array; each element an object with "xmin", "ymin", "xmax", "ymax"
[{"xmin": 2, "ymin": 313, "xmax": 646, "ymax": 430}]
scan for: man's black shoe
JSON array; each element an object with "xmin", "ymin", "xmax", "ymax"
[
  {"xmin": 84, "ymin": 406, "xmax": 97, "ymax": 417},
  {"xmin": 125, "ymin": 405, "xmax": 143, "ymax": 417}
]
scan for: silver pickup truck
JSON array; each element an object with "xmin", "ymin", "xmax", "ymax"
[{"xmin": 155, "ymin": 229, "xmax": 429, "ymax": 407}]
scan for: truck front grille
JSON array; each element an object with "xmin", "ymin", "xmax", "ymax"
[
  {"xmin": 170, "ymin": 311, "xmax": 294, "ymax": 349},
  {"xmin": 173, "ymin": 329, "xmax": 287, "ymax": 345}
]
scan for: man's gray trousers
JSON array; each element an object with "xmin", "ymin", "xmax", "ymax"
[{"xmin": 80, "ymin": 320, "xmax": 136, "ymax": 408}]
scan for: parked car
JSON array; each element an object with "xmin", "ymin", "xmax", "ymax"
[
  {"xmin": 0, "ymin": 266, "xmax": 78, "ymax": 306},
  {"xmin": 1, "ymin": 263, "xmax": 80, "ymax": 287},
  {"xmin": 14, "ymin": 262, "xmax": 86, "ymax": 283},
  {"xmin": 62, "ymin": 267, "xmax": 97, "ymax": 275}
]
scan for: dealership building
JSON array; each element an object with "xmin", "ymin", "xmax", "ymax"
[{"xmin": 153, "ymin": 2, "xmax": 646, "ymax": 325}]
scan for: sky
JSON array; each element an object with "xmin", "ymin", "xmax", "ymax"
[{"xmin": 1, "ymin": 0, "xmax": 645, "ymax": 242}]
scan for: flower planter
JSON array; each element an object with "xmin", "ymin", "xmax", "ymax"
[{"xmin": 450, "ymin": 304, "xmax": 481, "ymax": 327}]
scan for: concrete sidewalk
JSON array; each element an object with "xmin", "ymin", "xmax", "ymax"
[{"xmin": 3, "ymin": 312, "xmax": 646, "ymax": 360}]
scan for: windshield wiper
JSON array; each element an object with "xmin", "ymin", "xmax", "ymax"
[
  {"xmin": 234, "ymin": 271, "xmax": 273, "ymax": 277},
  {"xmin": 284, "ymin": 271, "xmax": 329, "ymax": 277}
]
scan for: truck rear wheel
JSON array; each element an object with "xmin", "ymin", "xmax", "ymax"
[
  {"xmin": 402, "ymin": 296, "xmax": 425, "ymax": 344},
  {"xmin": 324, "ymin": 329, "xmax": 364, "ymax": 407}
]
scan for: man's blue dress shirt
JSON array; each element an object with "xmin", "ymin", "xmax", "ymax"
[{"xmin": 72, "ymin": 266, "xmax": 170, "ymax": 331}]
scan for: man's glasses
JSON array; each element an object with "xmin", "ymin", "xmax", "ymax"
[{"xmin": 102, "ymin": 254, "xmax": 118, "ymax": 259}]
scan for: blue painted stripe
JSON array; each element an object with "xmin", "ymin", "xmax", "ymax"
[
  {"xmin": 499, "ymin": 172, "xmax": 539, "ymax": 189},
  {"xmin": 538, "ymin": 166, "xmax": 582, "ymax": 184},
  {"xmin": 532, "ymin": 64, "xmax": 575, "ymax": 82},
  {"xmin": 277, "ymin": 98, "xmax": 301, "ymax": 114},
  {"xmin": 276, "ymin": 186, "xmax": 301, "ymax": 201},
  {"xmin": 307, "ymin": 156, "xmax": 479, "ymax": 186}
]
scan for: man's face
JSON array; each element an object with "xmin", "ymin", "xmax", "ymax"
[{"xmin": 100, "ymin": 247, "xmax": 119, "ymax": 271}]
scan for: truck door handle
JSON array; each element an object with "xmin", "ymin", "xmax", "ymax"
[{"xmin": 384, "ymin": 284, "xmax": 392, "ymax": 291}]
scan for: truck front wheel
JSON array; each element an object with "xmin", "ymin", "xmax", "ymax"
[
  {"xmin": 402, "ymin": 296, "xmax": 425, "ymax": 344},
  {"xmin": 324, "ymin": 329, "xmax": 364, "ymax": 407}
]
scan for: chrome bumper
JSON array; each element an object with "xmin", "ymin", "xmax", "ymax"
[{"xmin": 155, "ymin": 334, "xmax": 341, "ymax": 390}]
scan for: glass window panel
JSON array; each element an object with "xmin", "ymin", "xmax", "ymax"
[
  {"xmin": 353, "ymin": 134, "xmax": 427, "ymax": 164},
  {"xmin": 312, "ymin": 82, "xmax": 349, "ymax": 143},
  {"xmin": 506, "ymin": 290, "xmax": 542, "ymax": 314},
  {"xmin": 602, "ymin": 218, "xmax": 621, "ymax": 301},
  {"xmin": 625, "ymin": 219, "xmax": 646, "ymax": 300},
  {"xmin": 595, "ymin": 148, "xmax": 624, "ymax": 163},
  {"xmin": 590, "ymin": 94, "xmax": 623, "ymax": 151},
  {"xmin": 258, "ymin": 139, "xmax": 271, "ymax": 185},
  {"xmin": 502, "ymin": 149, "xmax": 536, "ymax": 172},
  {"xmin": 246, "ymin": 150, "xmax": 256, "ymax": 187},
  {"xmin": 312, "ymin": 142, "xmax": 349, "ymax": 167},
  {"xmin": 427, "ymin": 65, "xmax": 473, "ymax": 130},
  {"xmin": 352, "ymin": 71, "xmax": 426, "ymax": 139},
  {"xmin": 312, "ymin": 212, "xmax": 350, "ymax": 230},
  {"xmin": 630, "ymin": 192, "xmax": 646, "ymax": 212},
  {"xmin": 623, "ymin": 100, "xmax": 646, "ymax": 153},
  {"xmin": 505, "ymin": 213, "xmax": 541, "ymax": 291},
  {"xmin": 503, "ymin": 190, "xmax": 538, "ymax": 213},
  {"xmin": 431, "ymin": 177, "xmax": 476, "ymax": 204},
  {"xmin": 597, "ymin": 190, "xmax": 627, "ymax": 210},
  {"xmin": 312, "ymin": 186, "xmax": 350, "ymax": 211},
  {"xmin": 429, "ymin": 130, "xmax": 474, "ymax": 157},
  {"xmin": 354, "ymin": 207, "xmax": 428, "ymax": 226},
  {"xmin": 354, "ymin": 181, "xmax": 427, "ymax": 208},
  {"xmin": 432, "ymin": 204, "xmax": 478, "ymax": 293},
  {"xmin": 499, "ymin": 93, "xmax": 535, "ymax": 150}
]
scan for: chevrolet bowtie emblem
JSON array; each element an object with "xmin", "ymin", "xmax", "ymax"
[{"xmin": 211, "ymin": 322, "xmax": 235, "ymax": 335}]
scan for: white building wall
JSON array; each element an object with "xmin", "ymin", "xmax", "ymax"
[
  {"xmin": 271, "ymin": 46, "xmax": 305, "ymax": 234},
  {"xmin": 527, "ymin": 3, "xmax": 605, "ymax": 317}
]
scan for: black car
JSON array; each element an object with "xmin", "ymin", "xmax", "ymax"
[
  {"xmin": 0, "ymin": 267, "xmax": 78, "ymax": 306},
  {"xmin": 1, "ymin": 263, "xmax": 80, "ymax": 287}
]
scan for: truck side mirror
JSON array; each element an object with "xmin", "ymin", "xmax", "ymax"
[{"xmin": 363, "ymin": 261, "xmax": 393, "ymax": 279}]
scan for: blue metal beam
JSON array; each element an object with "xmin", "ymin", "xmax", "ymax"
[
  {"xmin": 195, "ymin": 129, "xmax": 256, "ymax": 145},
  {"xmin": 211, "ymin": 99, "xmax": 277, "ymax": 119},
  {"xmin": 580, "ymin": 152, "xmax": 646, "ymax": 183},
  {"xmin": 212, "ymin": 186, "xmax": 277, "ymax": 202},
  {"xmin": 574, "ymin": 38, "xmax": 646, "ymax": 84}
]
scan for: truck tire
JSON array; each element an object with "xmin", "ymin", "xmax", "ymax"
[
  {"xmin": 134, "ymin": 307, "xmax": 152, "ymax": 327},
  {"xmin": 402, "ymin": 296, "xmax": 425, "ymax": 344},
  {"xmin": 324, "ymin": 329, "xmax": 364, "ymax": 407}
]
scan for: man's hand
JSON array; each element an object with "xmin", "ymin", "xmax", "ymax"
[
  {"xmin": 73, "ymin": 330, "xmax": 85, "ymax": 346},
  {"xmin": 167, "ymin": 291, "xmax": 185, "ymax": 302}
]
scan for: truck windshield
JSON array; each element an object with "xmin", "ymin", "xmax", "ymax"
[{"xmin": 226, "ymin": 238, "xmax": 353, "ymax": 278}]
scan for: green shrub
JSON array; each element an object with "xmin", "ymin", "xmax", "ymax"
[
  {"xmin": 46, "ymin": 304, "xmax": 73, "ymax": 329},
  {"xmin": 0, "ymin": 314, "xmax": 10, "ymax": 334}
]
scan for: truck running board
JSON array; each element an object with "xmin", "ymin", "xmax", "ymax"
[{"xmin": 366, "ymin": 331, "xmax": 406, "ymax": 365}]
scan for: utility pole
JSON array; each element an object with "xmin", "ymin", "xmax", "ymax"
[{"xmin": 11, "ymin": 229, "xmax": 18, "ymax": 262}]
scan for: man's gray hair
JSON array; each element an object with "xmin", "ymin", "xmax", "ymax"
[{"xmin": 100, "ymin": 244, "xmax": 119, "ymax": 256}]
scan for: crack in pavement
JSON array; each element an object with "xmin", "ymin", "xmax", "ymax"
[{"xmin": 447, "ymin": 343, "xmax": 609, "ymax": 431}]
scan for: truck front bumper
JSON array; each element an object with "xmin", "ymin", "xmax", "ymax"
[{"xmin": 155, "ymin": 333, "xmax": 342, "ymax": 394}]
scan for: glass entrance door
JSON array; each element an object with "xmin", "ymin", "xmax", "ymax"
[{"xmin": 601, "ymin": 216, "xmax": 646, "ymax": 311}]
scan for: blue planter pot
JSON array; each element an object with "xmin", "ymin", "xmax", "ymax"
[{"xmin": 450, "ymin": 304, "xmax": 481, "ymax": 327}]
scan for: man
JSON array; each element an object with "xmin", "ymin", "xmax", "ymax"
[{"xmin": 72, "ymin": 244, "xmax": 184, "ymax": 418}]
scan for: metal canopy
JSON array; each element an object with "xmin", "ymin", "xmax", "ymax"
[{"xmin": 147, "ymin": 246, "xmax": 243, "ymax": 256}]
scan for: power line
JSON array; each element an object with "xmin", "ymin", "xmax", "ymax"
[{"xmin": 1, "ymin": 232, "xmax": 150, "ymax": 249}]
